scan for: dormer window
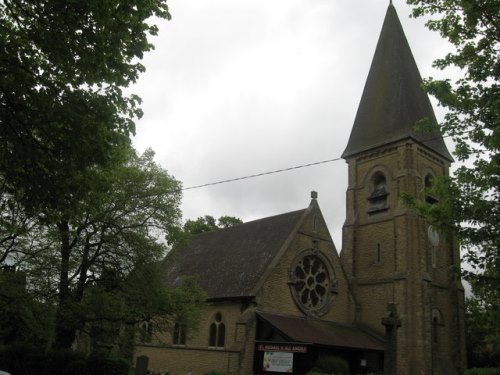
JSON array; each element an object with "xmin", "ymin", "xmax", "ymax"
[{"xmin": 368, "ymin": 172, "xmax": 389, "ymax": 213}]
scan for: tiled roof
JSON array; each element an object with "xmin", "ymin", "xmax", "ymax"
[
  {"xmin": 164, "ymin": 208, "xmax": 308, "ymax": 299},
  {"xmin": 258, "ymin": 311, "xmax": 384, "ymax": 351},
  {"xmin": 342, "ymin": 4, "xmax": 452, "ymax": 161}
]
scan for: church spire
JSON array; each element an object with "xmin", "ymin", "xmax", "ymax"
[{"xmin": 342, "ymin": 4, "xmax": 453, "ymax": 161}]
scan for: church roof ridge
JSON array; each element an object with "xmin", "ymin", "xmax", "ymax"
[
  {"xmin": 341, "ymin": 3, "xmax": 453, "ymax": 161},
  {"xmin": 163, "ymin": 205, "xmax": 312, "ymax": 299}
]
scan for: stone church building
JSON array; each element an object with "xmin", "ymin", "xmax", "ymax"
[{"xmin": 134, "ymin": 3, "xmax": 466, "ymax": 374}]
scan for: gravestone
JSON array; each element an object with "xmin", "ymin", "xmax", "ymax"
[{"xmin": 135, "ymin": 355, "xmax": 149, "ymax": 375}]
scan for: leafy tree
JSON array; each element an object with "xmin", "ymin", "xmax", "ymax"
[
  {"xmin": 405, "ymin": 0, "xmax": 499, "ymax": 362},
  {"xmin": 465, "ymin": 272, "xmax": 500, "ymax": 368},
  {"xmin": 0, "ymin": 0, "xmax": 170, "ymax": 216},
  {"xmin": 405, "ymin": 3, "xmax": 499, "ymax": 293},
  {"xmin": 182, "ymin": 215, "xmax": 243, "ymax": 235},
  {"xmin": 0, "ymin": 267, "xmax": 55, "ymax": 346},
  {"xmin": 83, "ymin": 266, "xmax": 206, "ymax": 358},
  {"xmin": 9, "ymin": 148, "xmax": 190, "ymax": 349}
]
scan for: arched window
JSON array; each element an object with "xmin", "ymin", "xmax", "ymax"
[
  {"xmin": 173, "ymin": 322, "xmax": 186, "ymax": 345},
  {"xmin": 425, "ymin": 173, "xmax": 438, "ymax": 204},
  {"xmin": 208, "ymin": 312, "xmax": 225, "ymax": 348},
  {"xmin": 139, "ymin": 321, "xmax": 152, "ymax": 343},
  {"xmin": 431, "ymin": 309, "xmax": 444, "ymax": 346},
  {"xmin": 368, "ymin": 172, "xmax": 389, "ymax": 213}
]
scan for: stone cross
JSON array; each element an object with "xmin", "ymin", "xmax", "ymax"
[{"xmin": 381, "ymin": 302, "xmax": 401, "ymax": 375}]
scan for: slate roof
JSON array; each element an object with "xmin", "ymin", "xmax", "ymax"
[
  {"xmin": 164, "ymin": 208, "xmax": 308, "ymax": 299},
  {"xmin": 258, "ymin": 311, "xmax": 384, "ymax": 351},
  {"xmin": 342, "ymin": 4, "xmax": 453, "ymax": 161}
]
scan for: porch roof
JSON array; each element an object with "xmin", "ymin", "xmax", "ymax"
[{"xmin": 257, "ymin": 311, "xmax": 384, "ymax": 352}]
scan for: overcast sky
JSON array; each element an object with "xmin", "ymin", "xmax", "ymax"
[{"xmin": 131, "ymin": 0, "xmax": 456, "ymax": 249}]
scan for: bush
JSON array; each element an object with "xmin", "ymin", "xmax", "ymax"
[
  {"xmin": 45, "ymin": 349, "xmax": 86, "ymax": 375},
  {"xmin": 0, "ymin": 345, "xmax": 130, "ymax": 375},
  {"xmin": 312, "ymin": 355, "xmax": 350, "ymax": 375},
  {"xmin": 465, "ymin": 369, "xmax": 500, "ymax": 375},
  {"xmin": 87, "ymin": 351, "xmax": 130, "ymax": 375},
  {"xmin": 0, "ymin": 344, "xmax": 45, "ymax": 375}
]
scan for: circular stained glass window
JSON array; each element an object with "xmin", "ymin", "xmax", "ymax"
[{"xmin": 289, "ymin": 249, "xmax": 336, "ymax": 316}]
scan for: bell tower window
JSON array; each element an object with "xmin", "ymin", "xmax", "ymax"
[
  {"xmin": 368, "ymin": 172, "xmax": 389, "ymax": 213},
  {"xmin": 425, "ymin": 173, "xmax": 438, "ymax": 204}
]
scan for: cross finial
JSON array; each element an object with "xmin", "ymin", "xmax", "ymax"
[{"xmin": 311, "ymin": 191, "xmax": 318, "ymax": 200}]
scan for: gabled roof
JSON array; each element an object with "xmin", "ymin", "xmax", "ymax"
[
  {"xmin": 342, "ymin": 4, "xmax": 453, "ymax": 161},
  {"xmin": 258, "ymin": 311, "xmax": 384, "ymax": 351},
  {"xmin": 164, "ymin": 207, "xmax": 309, "ymax": 299}
]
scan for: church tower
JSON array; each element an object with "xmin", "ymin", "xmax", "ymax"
[{"xmin": 340, "ymin": 4, "xmax": 466, "ymax": 374}]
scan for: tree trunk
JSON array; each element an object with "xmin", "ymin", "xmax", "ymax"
[{"xmin": 54, "ymin": 220, "xmax": 78, "ymax": 349}]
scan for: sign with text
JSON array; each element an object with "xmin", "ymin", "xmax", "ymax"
[
  {"xmin": 263, "ymin": 351, "xmax": 293, "ymax": 373},
  {"xmin": 257, "ymin": 344, "xmax": 307, "ymax": 353}
]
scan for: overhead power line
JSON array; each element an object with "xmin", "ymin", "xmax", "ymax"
[
  {"xmin": 179, "ymin": 132, "xmax": 459, "ymax": 193},
  {"xmin": 181, "ymin": 156, "xmax": 343, "ymax": 192}
]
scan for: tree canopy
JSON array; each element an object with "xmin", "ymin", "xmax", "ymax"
[
  {"xmin": 406, "ymin": 0, "xmax": 499, "ymax": 362},
  {"xmin": 0, "ymin": 0, "xmax": 171, "ymax": 215},
  {"xmin": 183, "ymin": 215, "xmax": 243, "ymax": 235},
  {"xmin": 0, "ymin": 0, "xmax": 209, "ymax": 354},
  {"xmin": 405, "ymin": 0, "xmax": 498, "ymax": 278}
]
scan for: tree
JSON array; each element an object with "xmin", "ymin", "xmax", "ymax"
[
  {"xmin": 405, "ymin": 0, "xmax": 499, "ymax": 273},
  {"xmin": 9, "ymin": 148, "xmax": 194, "ymax": 349},
  {"xmin": 0, "ymin": 267, "xmax": 54, "ymax": 346},
  {"xmin": 465, "ymin": 269, "xmax": 500, "ymax": 368},
  {"xmin": 0, "ymin": 0, "xmax": 171, "ymax": 216},
  {"xmin": 405, "ymin": 0, "xmax": 499, "ymax": 359},
  {"xmin": 182, "ymin": 215, "xmax": 243, "ymax": 236}
]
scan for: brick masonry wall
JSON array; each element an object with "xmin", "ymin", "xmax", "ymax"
[{"xmin": 341, "ymin": 140, "xmax": 466, "ymax": 374}]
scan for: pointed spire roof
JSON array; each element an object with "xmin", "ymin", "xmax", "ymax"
[{"xmin": 342, "ymin": 4, "xmax": 453, "ymax": 161}]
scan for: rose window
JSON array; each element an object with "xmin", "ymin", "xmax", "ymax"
[{"xmin": 289, "ymin": 250, "xmax": 336, "ymax": 316}]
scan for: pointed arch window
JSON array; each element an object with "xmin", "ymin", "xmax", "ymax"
[
  {"xmin": 139, "ymin": 321, "xmax": 153, "ymax": 343},
  {"xmin": 368, "ymin": 172, "xmax": 389, "ymax": 213},
  {"xmin": 208, "ymin": 312, "xmax": 225, "ymax": 348},
  {"xmin": 425, "ymin": 173, "xmax": 439, "ymax": 204},
  {"xmin": 431, "ymin": 309, "xmax": 444, "ymax": 346},
  {"xmin": 173, "ymin": 322, "xmax": 186, "ymax": 345}
]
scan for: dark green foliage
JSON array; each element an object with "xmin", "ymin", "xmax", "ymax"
[
  {"xmin": 45, "ymin": 350, "xmax": 87, "ymax": 375},
  {"xmin": 466, "ymin": 288, "xmax": 500, "ymax": 368},
  {"xmin": 405, "ymin": 0, "xmax": 500, "ymax": 357},
  {"xmin": 312, "ymin": 355, "xmax": 350, "ymax": 375},
  {"xmin": 0, "ymin": 345, "xmax": 130, "ymax": 375},
  {"xmin": 168, "ymin": 215, "xmax": 243, "ymax": 248},
  {"xmin": 0, "ymin": 268, "xmax": 55, "ymax": 346},
  {"xmin": 404, "ymin": 0, "xmax": 499, "ymax": 281},
  {"xmin": 0, "ymin": 0, "xmax": 171, "ymax": 216},
  {"xmin": 87, "ymin": 351, "xmax": 130, "ymax": 375},
  {"xmin": 0, "ymin": 344, "xmax": 45, "ymax": 375},
  {"xmin": 184, "ymin": 215, "xmax": 243, "ymax": 235},
  {"xmin": 465, "ymin": 368, "xmax": 500, "ymax": 375}
]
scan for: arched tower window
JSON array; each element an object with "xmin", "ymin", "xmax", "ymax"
[
  {"xmin": 425, "ymin": 173, "xmax": 438, "ymax": 204},
  {"xmin": 208, "ymin": 312, "xmax": 225, "ymax": 348},
  {"xmin": 431, "ymin": 309, "xmax": 444, "ymax": 345},
  {"xmin": 368, "ymin": 172, "xmax": 389, "ymax": 213}
]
